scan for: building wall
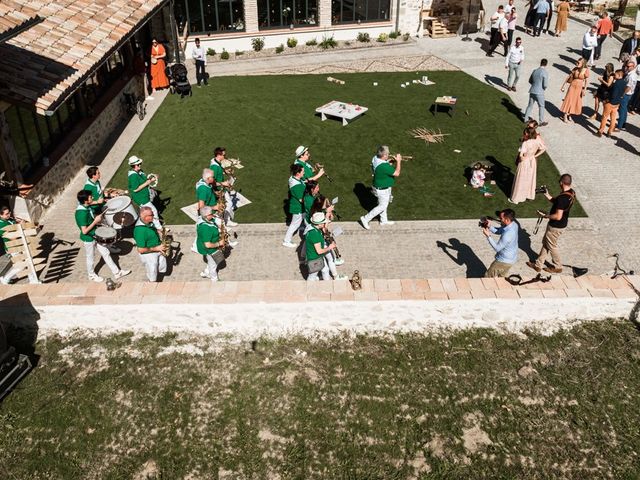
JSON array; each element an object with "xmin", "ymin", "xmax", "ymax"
[{"xmin": 20, "ymin": 76, "xmax": 143, "ymax": 223}]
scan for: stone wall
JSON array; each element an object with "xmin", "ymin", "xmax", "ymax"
[
  {"xmin": 398, "ymin": 0, "xmax": 428, "ymax": 36},
  {"xmin": 24, "ymin": 76, "xmax": 142, "ymax": 223}
]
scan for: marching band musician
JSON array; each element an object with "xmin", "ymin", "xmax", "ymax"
[
  {"xmin": 308, "ymin": 194, "xmax": 347, "ymax": 279},
  {"xmin": 305, "ymin": 212, "xmax": 336, "ymax": 281},
  {"xmin": 76, "ymin": 190, "xmax": 130, "ymax": 283},
  {"xmin": 127, "ymin": 156, "xmax": 162, "ymax": 232},
  {"xmin": 359, "ymin": 145, "xmax": 402, "ymax": 230},
  {"xmin": 134, "ymin": 206, "xmax": 166, "ymax": 282},
  {"xmin": 196, "ymin": 168, "xmax": 218, "ymax": 213},
  {"xmin": 0, "ymin": 206, "xmax": 24, "ymax": 285},
  {"xmin": 303, "ymin": 180, "xmax": 319, "ymax": 226},
  {"xmin": 209, "ymin": 147, "xmax": 238, "ymax": 227},
  {"xmin": 196, "ymin": 206, "xmax": 223, "ymax": 282},
  {"xmin": 294, "ymin": 145, "xmax": 324, "ymax": 181},
  {"xmin": 84, "ymin": 167, "xmax": 104, "ymax": 215},
  {"xmin": 283, "ymin": 164, "xmax": 306, "ymax": 248}
]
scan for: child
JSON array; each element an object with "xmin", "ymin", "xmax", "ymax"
[{"xmin": 470, "ymin": 163, "xmax": 494, "ymax": 197}]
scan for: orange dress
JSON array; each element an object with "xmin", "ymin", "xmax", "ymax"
[
  {"xmin": 150, "ymin": 44, "xmax": 170, "ymax": 90},
  {"xmin": 555, "ymin": 2, "xmax": 570, "ymax": 32},
  {"xmin": 560, "ymin": 68, "xmax": 589, "ymax": 115},
  {"xmin": 511, "ymin": 137, "xmax": 545, "ymax": 204}
]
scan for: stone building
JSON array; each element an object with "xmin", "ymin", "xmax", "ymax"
[{"xmin": 0, "ymin": 0, "xmax": 176, "ymax": 222}]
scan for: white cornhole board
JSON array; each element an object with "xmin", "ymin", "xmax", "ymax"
[
  {"xmin": 180, "ymin": 192, "xmax": 252, "ymax": 222},
  {"xmin": 315, "ymin": 100, "xmax": 368, "ymax": 126}
]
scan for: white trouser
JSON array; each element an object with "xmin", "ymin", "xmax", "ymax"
[
  {"xmin": 363, "ymin": 187, "xmax": 392, "ymax": 223},
  {"xmin": 141, "ymin": 201, "xmax": 162, "ymax": 230},
  {"xmin": 307, "ymin": 256, "xmax": 330, "ymax": 281},
  {"xmin": 138, "ymin": 251, "xmax": 167, "ymax": 282},
  {"xmin": 83, "ymin": 240, "xmax": 119, "ymax": 277},
  {"xmin": 1, "ymin": 265, "xmax": 22, "ymax": 283},
  {"xmin": 204, "ymin": 254, "xmax": 219, "ymax": 281},
  {"xmin": 284, "ymin": 213, "xmax": 304, "ymax": 243},
  {"xmin": 326, "ymin": 253, "xmax": 338, "ymax": 278},
  {"xmin": 224, "ymin": 191, "xmax": 234, "ymax": 222}
]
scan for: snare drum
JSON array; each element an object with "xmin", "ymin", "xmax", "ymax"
[
  {"xmin": 104, "ymin": 195, "xmax": 138, "ymax": 229},
  {"xmin": 94, "ymin": 226, "xmax": 118, "ymax": 245}
]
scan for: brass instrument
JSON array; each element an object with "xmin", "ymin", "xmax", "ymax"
[
  {"xmin": 103, "ymin": 187, "xmax": 128, "ymax": 198},
  {"xmin": 350, "ymin": 270, "xmax": 362, "ymax": 291},
  {"xmin": 147, "ymin": 173, "xmax": 159, "ymax": 188},
  {"xmin": 314, "ymin": 163, "xmax": 333, "ymax": 183},
  {"xmin": 323, "ymin": 229, "xmax": 341, "ymax": 260},
  {"xmin": 160, "ymin": 223, "xmax": 173, "ymax": 258},
  {"xmin": 389, "ymin": 154, "xmax": 412, "ymax": 165}
]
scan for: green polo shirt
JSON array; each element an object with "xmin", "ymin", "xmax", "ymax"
[
  {"xmin": 295, "ymin": 159, "xmax": 314, "ymax": 180},
  {"xmin": 288, "ymin": 176, "xmax": 305, "ymax": 214},
  {"xmin": 209, "ymin": 160, "xmax": 225, "ymax": 184},
  {"xmin": 75, "ymin": 204, "xmax": 96, "ymax": 242},
  {"xmin": 196, "ymin": 218, "xmax": 220, "ymax": 255},
  {"xmin": 196, "ymin": 179, "xmax": 216, "ymax": 207},
  {"xmin": 305, "ymin": 226, "xmax": 325, "ymax": 261},
  {"xmin": 133, "ymin": 221, "xmax": 161, "ymax": 249},
  {"xmin": 0, "ymin": 218, "xmax": 16, "ymax": 251},
  {"xmin": 372, "ymin": 157, "xmax": 396, "ymax": 189},
  {"xmin": 84, "ymin": 179, "xmax": 103, "ymax": 214},
  {"xmin": 128, "ymin": 170, "xmax": 150, "ymax": 205},
  {"xmin": 303, "ymin": 193, "xmax": 316, "ymax": 223}
]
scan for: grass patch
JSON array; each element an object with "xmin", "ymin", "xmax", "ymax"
[
  {"xmin": 110, "ymin": 71, "xmax": 584, "ymax": 224},
  {"xmin": 1, "ymin": 321, "xmax": 639, "ymax": 478}
]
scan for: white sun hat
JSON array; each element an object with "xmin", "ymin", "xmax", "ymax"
[
  {"xmin": 295, "ymin": 145, "xmax": 308, "ymax": 158},
  {"xmin": 311, "ymin": 212, "xmax": 328, "ymax": 225},
  {"xmin": 128, "ymin": 155, "xmax": 143, "ymax": 166}
]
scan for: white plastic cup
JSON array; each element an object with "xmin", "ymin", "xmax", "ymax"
[
  {"xmin": 401, "ymin": 84, "xmax": 406, "ymax": 88},
  {"xmin": 373, "ymin": 82, "xmax": 378, "ymax": 86}
]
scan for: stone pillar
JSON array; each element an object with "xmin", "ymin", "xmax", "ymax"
[
  {"xmin": 319, "ymin": 0, "xmax": 332, "ymax": 28},
  {"xmin": 244, "ymin": 0, "xmax": 259, "ymax": 33},
  {"xmin": 0, "ymin": 107, "xmax": 24, "ymax": 186}
]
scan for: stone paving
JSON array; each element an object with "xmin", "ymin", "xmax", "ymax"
[{"xmin": 25, "ymin": 9, "xmax": 640, "ymax": 285}]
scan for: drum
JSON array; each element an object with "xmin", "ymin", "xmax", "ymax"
[
  {"xmin": 104, "ymin": 195, "xmax": 138, "ymax": 229},
  {"xmin": 94, "ymin": 226, "xmax": 117, "ymax": 245}
]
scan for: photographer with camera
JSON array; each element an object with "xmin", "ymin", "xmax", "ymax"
[
  {"xmin": 482, "ymin": 209, "xmax": 519, "ymax": 278},
  {"xmin": 527, "ymin": 173, "xmax": 575, "ymax": 274}
]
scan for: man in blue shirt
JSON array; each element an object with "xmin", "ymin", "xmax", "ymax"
[
  {"xmin": 483, "ymin": 209, "xmax": 519, "ymax": 278},
  {"xmin": 533, "ymin": 0, "xmax": 550, "ymax": 37}
]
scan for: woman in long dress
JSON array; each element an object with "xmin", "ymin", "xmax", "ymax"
[
  {"xmin": 509, "ymin": 126, "xmax": 546, "ymax": 204},
  {"xmin": 555, "ymin": 0, "xmax": 570, "ymax": 36},
  {"xmin": 150, "ymin": 38, "xmax": 170, "ymax": 92},
  {"xmin": 560, "ymin": 58, "xmax": 589, "ymax": 123}
]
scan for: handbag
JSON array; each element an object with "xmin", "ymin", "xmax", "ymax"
[
  {"xmin": 211, "ymin": 249, "xmax": 225, "ymax": 264},
  {"xmin": 307, "ymin": 257, "xmax": 325, "ymax": 274}
]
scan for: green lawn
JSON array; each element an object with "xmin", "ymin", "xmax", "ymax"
[
  {"xmin": 1, "ymin": 320, "xmax": 638, "ymax": 478},
  {"xmin": 110, "ymin": 71, "xmax": 584, "ymax": 224}
]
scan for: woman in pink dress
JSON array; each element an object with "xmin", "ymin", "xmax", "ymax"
[
  {"xmin": 509, "ymin": 126, "xmax": 546, "ymax": 204},
  {"xmin": 560, "ymin": 58, "xmax": 589, "ymax": 123}
]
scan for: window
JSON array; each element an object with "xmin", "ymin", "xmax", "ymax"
[
  {"xmin": 332, "ymin": 0, "xmax": 389, "ymax": 23},
  {"xmin": 181, "ymin": 0, "xmax": 245, "ymax": 34},
  {"xmin": 258, "ymin": 0, "xmax": 318, "ymax": 29}
]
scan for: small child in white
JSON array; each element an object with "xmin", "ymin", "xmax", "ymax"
[{"xmin": 470, "ymin": 163, "xmax": 494, "ymax": 197}]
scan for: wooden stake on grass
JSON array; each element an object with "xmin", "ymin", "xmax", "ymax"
[{"xmin": 408, "ymin": 127, "xmax": 449, "ymax": 145}]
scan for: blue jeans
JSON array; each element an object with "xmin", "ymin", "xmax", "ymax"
[
  {"xmin": 617, "ymin": 94, "xmax": 632, "ymax": 129},
  {"xmin": 534, "ymin": 13, "xmax": 547, "ymax": 35},
  {"xmin": 523, "ymin": 93, "xmax": 546, "ymax": 122}
]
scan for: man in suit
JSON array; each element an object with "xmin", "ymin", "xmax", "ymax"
[
  {"xmin": 523, "ymin": 59, "xmax": 549, "ymax": 126},
  {"xmin": 619, "ymin": 30, "xmax": 640, "ymax": 61}
]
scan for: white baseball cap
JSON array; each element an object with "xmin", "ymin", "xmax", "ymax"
[
  {"xmin": 128, "ymin": 155, "xmax": 143, "ymax": 166},
  {"xmin": 295, "ymin": 145, "xmax": 308, "ymax": 158}
]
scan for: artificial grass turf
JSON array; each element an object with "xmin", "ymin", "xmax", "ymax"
[{"xmin": 110, "ymin": 71, "xmax": 585, "ymax": 224}]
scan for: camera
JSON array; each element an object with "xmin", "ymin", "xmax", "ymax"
[
  {"xmin": 535, "ymin": 185, "xmax": 548, "ymax": 194},
  {"xmin": 478, "ymin": 216, "xmax": 490, "ymax": 228}
]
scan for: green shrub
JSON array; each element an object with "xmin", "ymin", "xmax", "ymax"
[
  {"xmin": 305, "ymin": 38, "xmax": 317, "ymax": 46},
  {"xmin": 389, "ymin": 30, "xmax": 400, "ymax": 39},
  {"xmin": 235, "ymin": 50, "xmax": 244, "ymax": 56},
  {"xmin": 377, "ymin": 33, "xmax": 388, "ymax": 43},
  {"xmin": 319, "ymin": 36, "xmax": 337, "ymax": 50},
  {"xmin": 251, "ymin": 37, "xmax": 265, "ymax": 51},
  {"xmin": 206, "ymin": 48, "xmax": 216, "ymax": 56},
  {"xmin": 357, "ymin": 32, "xmax": 370, "ymax": 43},
  {"xmin": 275, "ymin": 43, "xmax": 285, "ymax": 53},
  {"xmin": 220, "ymin": 49, "xmax": 230, "ymax": 60},
  {"xmin": 287, "ymin": 37, "xmax": 298, "ymax": 48},
  {"xmin": 403, "ymin": 32, "xmax": 410, "ymax": 41}
]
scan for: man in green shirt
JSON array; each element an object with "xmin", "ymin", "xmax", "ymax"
[
  {"xmin": 76, "ymin": 190, "xmax": 130, "ymax": 282},
  {"xmin": 0, "ymin": 206, "xmax": 23, "ymax": 284},
  {"xmin": 209, "ymin": 147, "xmax": 238, "ymax": 227},
  {"xmin": 127, "ymin": 155, "xmax": 162, "ymax": 232},
  {"xmin": 302, "ymin": 180, "xmax": 319, "ymax": 226},
  {"xmin": 134, "ymin": 206, "xmax": 166, "ymax": 282},
  {"xmin": 84, "ymin": 166, "xmax": 104, "ymax": 215},
  {"xmin": 294, "ymin": 145, "xmax": 324, "ymax": 181},
  {"xmin": 305, "ymin": 212, "xmax": 336, "ymax": 281},
  {"xmin": 196, "ymin": 168, "xmax": 218, "ymax": 213},
  {"xmin": 359, "ymin": 145, "xmax": 402, "ymax": 230},
  {"xmin": 196, "ymin": 206, "xmax": 225, "ymax": 281},
  {"xmin": 283, "ymin": 164, "xmax": 306, "ymax": 248}
]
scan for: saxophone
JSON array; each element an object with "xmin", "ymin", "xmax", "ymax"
[
  {"xmin": 160, "ymin": 223, "xmax": 173, "ymax": 258},
  {"xmin": 323, "ymin": 229, "xmax": 341, "ymax": 260}
]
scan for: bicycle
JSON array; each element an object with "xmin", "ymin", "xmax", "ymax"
[{"xmin": 123, "ymin": 92, "xmax": 146, "ymax": 120}]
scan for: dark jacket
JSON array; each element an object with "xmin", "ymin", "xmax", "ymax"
[{"xmin": 619, "ymin": 37, "xmax": 639, "ymax": 60}]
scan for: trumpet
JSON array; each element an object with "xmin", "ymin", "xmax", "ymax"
[
  {"xmin": 147, "ymin": 173, "xmax": 159, "ymax": 188},
  {"xmin": 389, "ymin": 154, "xmax": 413, "ymax": 163},
  {"xmin": 314, "ymin": 163, "xmax": 333, "ymax": 183}
]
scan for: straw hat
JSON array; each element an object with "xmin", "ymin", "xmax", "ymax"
[
  {"xmin": 295, "ymin": 145, "xmax": 308, "ymax": 158},
  {"xmin": 128, "ymin": 155, "xmax": 143, "ymax": 166}
]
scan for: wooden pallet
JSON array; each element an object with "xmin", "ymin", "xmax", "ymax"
[{"xmin": 430, "ymin": 18, "xmax": 462, "ymax": 38}]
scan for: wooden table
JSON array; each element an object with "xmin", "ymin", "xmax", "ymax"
[
  {"xmin": 433, "ymin": 96, "xmax": 458, "ymax": 116},
  {"xmin": 315, "ymin": 100, "xmax": 368, "ymax": 126}
]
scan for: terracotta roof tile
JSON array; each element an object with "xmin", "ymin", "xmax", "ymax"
[{"xmin": 0, "ymin": 0, "xmax": 168, "ymax": 114}]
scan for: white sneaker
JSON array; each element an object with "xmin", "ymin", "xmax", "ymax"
[
  {"xmin": 226, "ymin": 220, "xmax": 238, "ymax": 227},
  {"xmin": 0, "ymin": 276, "xmax": 10, "ymax": 285},
  {"xmin": 335, "ymin": 274, "xmax": 349, "ymax": 280},
  {"xmin": 199, "ymin": 271, "xmax": 208, "ymax": 278},
  {"xmin": 89, "ymin": 274, "xmax": 104, "ymax": 283},
  {"xmin": 334, "ymin": 258, "xmax": 345, "ymax": 266},
  {"xmin": 146, "ymin": 96, "xmax": 155, "ymax": 101},
  {"xmin": 282, "ymin": 241, "xmax": 297, "ymax": 248},
  {"xmin": 191, "ymin": 245, "xmax": 198, "ymax": 254},
  {"xmin": 114, "ymin": 269, "xmax": 131, "ymax": 279},
  {"xmin": 228, "ymin": 241, "xmax": 238, "ymax": 247},
  {"xmin": 359, "ymin": 216, "xmax": 370, "ymax": 230},
  {"xmin": 380, "ymin": 220, "xmax": 395, "ymax": 226}
]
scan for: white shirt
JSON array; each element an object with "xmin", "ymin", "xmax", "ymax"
[
  {"xmin": 582, "ymin": 32, "xmax": 598, "ymax": 50},
  {"xmin": 626, "ymin": 70, "xmax": 638, "ymax": 95},
  {"xmin": 504, "ymin": 3, "xmax": 514, "ymax": 14},
  {"xmin": 498, "ymin": 17, "xmax": 509, "ymax": 33},
  {"xmin": 505, "ymin": 45, "xmax": 525, "ymax": 65},
  {"xmin": 490, "ymin": 11, "xmax": 505, "ymax": 28},
  {"xmin": 192, "ymin": 45, "xmax": 207, "ymax": 65}
]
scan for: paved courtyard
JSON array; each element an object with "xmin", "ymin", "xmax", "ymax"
[{"xmin": 33, "ymin": 11, "xmax": 639, "ymax": 284}]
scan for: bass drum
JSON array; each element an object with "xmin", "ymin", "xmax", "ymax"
[{"xmin": 104, "ymin": 195, "xmax": 138, "ymax": 229}]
